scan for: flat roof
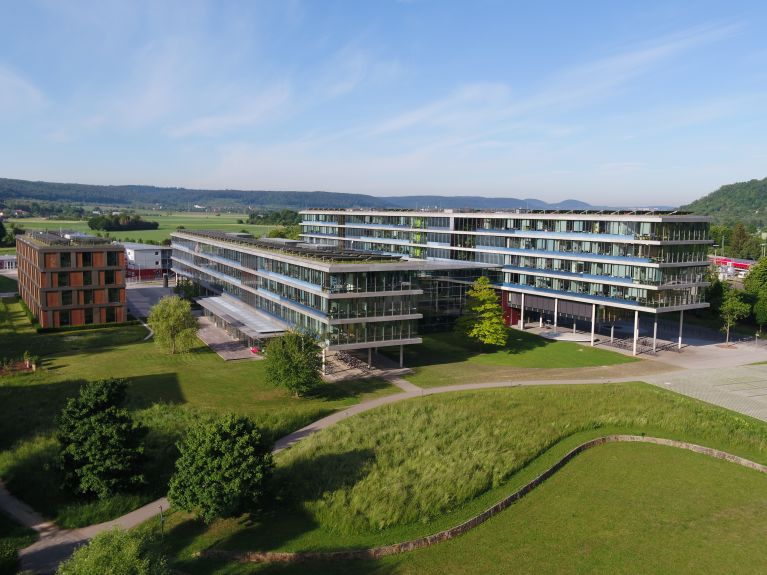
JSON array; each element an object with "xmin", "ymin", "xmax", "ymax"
[
  {"xmin": 121, "ymin": 242, "xmax": 170, "ymax": 250},
  {"xmin": 197, "ymin": 294, "xmax": 289, "ymax": 338},
  {"xmin": 18, "ymin": 231, "xmax": 116, "ymax": 248}
]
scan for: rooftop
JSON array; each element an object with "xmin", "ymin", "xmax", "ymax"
[
  {"xmin": 18, "ymin": 231, "xmax": 115, "ymax": 248},
  {"xmin": 121, "ymin": 242, "xmax": 171, "ymax": 250},
  {"xmin": 172, "ymin": 230, "xmax": 406, "ymax": 264},
  {"xmin": 300, "ymin": 208, "xmax": 702, "ymax": 218}
]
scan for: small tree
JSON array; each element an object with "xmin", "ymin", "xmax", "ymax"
[
  {"xmin": 264, "ymin": 331, "xmax": 322, "ymax": 397},
  {"xmin": 720, "ymin": 286, "xmax": 751, "ymax": 345},
  {"xmin": 168, "ymin": 415, "xmax": 273, "ymax": 523},
  {"xmin": 754, "ymin": 291, "xmax": 767, "ymax": 334},
  {"xmin": 147, "ymin": 295, "xmax": 197, "ymax": 354},
  {"xmin": 57, "ymin": 528, "xmax": 169, "ymax": 575},
  {"xmin": 455, "ymin": 276, "xmax": 508, "ymax": 347},
  {"xmin": 745, "ymin": 257, "xmax": 767, "ymax": 296},
  {"xmin": 57, "ymin": 378, "xmax": 145, "ymax": 498}
]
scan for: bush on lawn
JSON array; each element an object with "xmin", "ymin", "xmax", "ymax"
[{"xmin": 56, "ymin": 528, "xmax": 169, "ymax": 575}]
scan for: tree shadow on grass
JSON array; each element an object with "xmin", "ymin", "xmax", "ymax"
[
  {"xmin": 306, "ymin": 378, "xmax": 392, "ymax": 402},
  {"xmin": 178, "ymin": 556, "xmax": 397, "ymax": 575},
  {"xmin": 126, "ymin": 372, "xmax": 185, "ymax": 409},
  {"xmin": 193, "ymin": 449, "xmax": 378, "ymax": 555}
]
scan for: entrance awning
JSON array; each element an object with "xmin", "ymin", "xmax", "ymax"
[{"xmin": 197, "ymin": 295, "xmax": 289, "ymax": 339}]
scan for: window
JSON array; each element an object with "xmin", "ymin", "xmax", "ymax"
[
  {"xmin": 107, "ymin": 251, "xmax": 118, "ymax": 266},
  {"xmin": 61, "ymin": 291, "xmax": 73, "ymax": 306},
  {"xmin": 84, "ymin": 308, "xmax": 93, "ymax": 324},
  {"xmin": 59, "ymin": 310, "xmax": 70, "ymax": 327},
  {"xmin": 60, "ymin": 253, "xmax": 71, "ymax": 267},
  {"xmin": 83, "ymin": 271, "xmax": 92, "ymax": 286},
  {"xmin": 108, "ymin": 288, "xmax": 121, "ymax": 303},
  {"xmin": 83, "ymin": 290, "xmax": 93, "ymax": 304},
  {"xmin": 81, "ymin": 252, "xmax": 92, "ymax": 267},
  {"xmin": 105, "ymin": 307, "xmax": 116, "ymax": 323},
  {"xmin": 104, "ymin": 270, "xmax": 115, "ymax": 284},
  {"xmin": 155, "ymin": 261, "xmax": 159, "ymax": 266},
  {"xmin": 57, "ymin": 272, "xmax": 69, "ymax": 287}
]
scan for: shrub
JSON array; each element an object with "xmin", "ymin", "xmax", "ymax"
[
  {"xmin": 168, "ymin": 414, "xmax": 273, "ymax": 523},
  {"xmin": 56, "ymin": 528, "xmax": 169, "ymax": 575},
  {"xmin": 57, "ymin": 378, "xmax": 146, "ymax": 498}
]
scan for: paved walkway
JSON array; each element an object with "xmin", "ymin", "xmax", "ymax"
[{"xmin": 196, "ymin": 316, "xmax": 261, "ymax": 361}]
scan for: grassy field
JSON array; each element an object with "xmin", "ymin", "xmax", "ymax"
[
  {"xmin": 147, "ymin": 381, "xmax": 767, "ymax": 572},
  {"xmin": 0, "ymin": 297, "xmax": 397, "ymax": 528},
  {"xmin": 383, "ymin": 330, "xmax": 637, "ymax": 387},
  {"xmin": 0, "ymin": 511, "xmax": 36, "ymax": 575},
  {"xmin": 186, "ymin": 442, "xmax": 767, "ymax": 574},
  {"xmin": 0, "ymin": 276, "xmax": 16, "ymax": 293},
  {"xmin": 5, "ymin": 212, "xmax": 276, "ymax": 244}
]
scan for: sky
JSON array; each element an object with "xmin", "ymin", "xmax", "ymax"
[{"xmin": 1, "ymin": 1, "xmax": 766, "ymax": 205}]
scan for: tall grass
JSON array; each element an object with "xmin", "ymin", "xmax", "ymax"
[{"xmin": 276, "ymin": 383, "xmax": 767, "ymax": 534}]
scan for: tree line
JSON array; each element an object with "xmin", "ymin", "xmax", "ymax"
[{"xmin": 87, "ymin": 214, "xmax": 159, "ymax": 232}]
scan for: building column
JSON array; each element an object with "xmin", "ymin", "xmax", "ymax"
[
  {"xmin": 399, "ymin": 344, "xmax": 404, "ymax": 368},
  {"xmin": 322, "ymin": 348, "xmax": 327, "ymax": 375},
  {"xmin": 610, "ymin": 324, "xmax": 614, "ymax": 343},
  {"xmin": 590, "ymin": 303, "xmax": 596, "ymax": 346},
  {"xmin": 632, "ymin": 310, "xmax": 639, "ymax": 356},
  {"xmin": 678, "ymin": 310, "xmax": 684, "ymax": 350},
  {"xmin": 519, "ymin": 293, "xmax": 525, "ymax": 330},
  {"xmin": 368, "ymin": 347, "xmax": 372, "ymax": 368},
  {"xmin": 553, "ymin": 298, "xmax": 558, "ymax": 331},
  {"xmin": 652, "ymin": 317, "xmax": 658, "ymax": 353}
]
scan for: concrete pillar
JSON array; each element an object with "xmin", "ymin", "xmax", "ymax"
[
  {"xmin": 399, "ymin": 344, "xmax": 404, "ymax": 368},
  {"xmin": 590, "ymin": 303, "xmax": 596, "ymax": 346},
  {"xmin": 553, "ymin": 298, "xmax": 558, "ymax": 331},
  {"xmin": 322, "ymin": 348, "xmax": 326, "ymax": 375},
  {"xmin": 539, "ymin": 314, "xmax": 543, "ymax": 328},
  {"xmin": 632, "ymin": 310, "xmax": 639, "ymax": 356},
  {"xmin": 368, "ymin": 347, "xmax": 372, "ymax": 368},
  {"xmin": 610, "ymin": 324, "xmax": 614, "ymax": 343},
  {"xmin": 678, "ymin": 310, "xmax": 684, "ymax": 350},
  {"xmin": 573, "ymin": 321, "xmax": 576, "ymax": 334},
  {"xmin": 519, "ymin": 293, "xmax": 525, "ymax": 330},
  {"xmin": 652, "ymin": 317, "xmax": 658, "ymax": 353}
]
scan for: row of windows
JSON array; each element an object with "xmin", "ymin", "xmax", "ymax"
[
  {"xmin": 58, "ymin": 307, "xmax": 118, "ymax": 327},
  {"xmin": 54, "ymin": 251, "xmax": 120, "ymax": 268},
  {"xmin": 55, "ymin": 288, "xmax": 121, "ymax": 306},
  {"xmin": 56, "ymin": 270, "xmax": 119, "ymax": 286}
]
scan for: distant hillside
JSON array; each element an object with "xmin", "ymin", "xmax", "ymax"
[
  {"xmin": 0, "ymin": 177, "xmax": 594, "ymax": 212},
  {"xmin": 682, "ymin": 177, "xmax": 767, "ymax": 227},
  {"xmin": 379, "ymin": 195, "xmax": 591, "ymax": 210}
]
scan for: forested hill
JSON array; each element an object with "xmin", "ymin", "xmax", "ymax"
[
  {"xmin": 0, "ymin": 177, "xmax": 593, "ymax": 211},
  {"xmin": 682, "ymin": 177, "xmax": 767, "ymax": 227}
]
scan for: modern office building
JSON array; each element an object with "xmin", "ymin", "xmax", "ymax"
[
  {"xmin": 16, "ymin": 231, "xmax": 127, "ymax": 328},
  {"xmin": 171, "ymin": 230, "xmax": 488, "ymax": 364},
  {"xmin": 300, "ymin": 209, "xmax": 712, "ymax": 354},
  {"xmin": 123, "ymin": 242, "xmax": 173, "ymax": 280}
]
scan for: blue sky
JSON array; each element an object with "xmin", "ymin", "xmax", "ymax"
[{"xmin": 1, "ymin": 0, "xmax": 765, "ymax": 205}]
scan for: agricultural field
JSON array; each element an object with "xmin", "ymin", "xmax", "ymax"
[
  {"xmin": 0, "ymin": 297, "xmax": 396, "ymax": 528},
  {"xmin": 150, "ymin": 382, "xmax": 767, "ymax": 574},
  {"xmin": 382, "ymin": 330, "xmax": 637, "ymax": 387},
  {"xmin": 4, "ymin": 212, "xmax": 277, "ymax": 246}
]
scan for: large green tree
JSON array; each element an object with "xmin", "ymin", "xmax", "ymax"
[
  {"xmin": 720, "ymin": 286, "xmax": 751, "ymax": 345},
  {"xmin": 168, "ymin": 415, "xmax": 273, "ymax": 523},
  {"xmin": 57, "ymin": 528, "xmax": 168, "ymax": 575},
  {"xmin": 730, "ymin": 222, "xmax": 750, "ymax": 258},
  {"xmin": 147, "ymin": 295, "xmax": 198, "ymax": 354},
  {"xmin": 455, "ymin": 276, "xmax": 508, "ymax": 347},
  {"xmin": 754, "ymin": 291, "xmax": 767, "ymax": 335},
  {"xmin": 744, "ymin": 258, "xmax": 767, "ymax": 295},
  {"xmin": 56, "ymin": 379, "xmax": 145, "ymax": 498},
  {"xmin": 264, "ymin": 331, "xmax": 322, "ymax": 397}
]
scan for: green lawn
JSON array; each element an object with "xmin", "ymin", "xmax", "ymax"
[
  {"xmin": 149, "ymin": 381, "xmax": 767, "ymax": 573},
  {"xmin": 0, "ymin": 511, "xmax": 36, "ymax": 575},
  {"xmin": 0, "ymin": 276, "xmax": 16, "ymax": 293},
  {"xmin": 383, "ymin": 330, "xmax": 637, "ymax": 387},
  {"xmin": 0, "ymin": 248, "xmax": 14, "ymax": 256},
  {"xmin": 0, "ymin": 297, "xmax": 397, "ymax": 528},
  {"xmin": 6, "ymin": 212, "xmax": 276, "ymax": 243},
  {"xmin": 191, "ymin": 442, "xmax": 767, "ymax": 575}
]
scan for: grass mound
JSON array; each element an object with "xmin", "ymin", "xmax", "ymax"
[{"xmin": 275, "ymin": 383, "xmax": 767, "ymax": 535}]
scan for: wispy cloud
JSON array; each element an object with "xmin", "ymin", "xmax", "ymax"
[
  {"xmin": 165, "ymin": 84, "xmax": 292, "ymax": 137},
  {"xmin": 0, "ymin": 67, "xmax": 46, "ymax": 117}
]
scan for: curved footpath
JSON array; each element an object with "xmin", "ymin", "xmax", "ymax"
[
  {"xmin": 10, "ymin": 357, "xmax": 767, "ymax": 572},
  {"xmin": 200, "ymin": 435, "xmax": 767, "ymax": 564}
]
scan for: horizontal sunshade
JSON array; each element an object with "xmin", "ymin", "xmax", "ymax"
[{"xmin": 197, "ymin": 295, "xmax": 290, "ymax": 338}]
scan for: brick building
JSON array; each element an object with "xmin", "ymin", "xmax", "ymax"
[{"xmin": 16, "ymin": 231, "xmax": 127, "ymax": 328}]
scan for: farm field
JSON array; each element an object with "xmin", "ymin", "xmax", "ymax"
[
  {"xmin": 150, "ymin": 381, "xmax": 767, "ymax": 574},
  {"xmin": 0, "ymin": 297, "xmax": 396, "ymax": 528},
  {"xmin": 382, "ymin": 330, "xmax": 637, "ymax": 387},
  {"xmin": 4, "ymin": 212, "xmax": 276, "ymax": 245}
]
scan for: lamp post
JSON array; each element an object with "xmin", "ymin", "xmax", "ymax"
[{"xmin": 761, "ymin": 243, "xmax": 766, "ymax": 259}]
